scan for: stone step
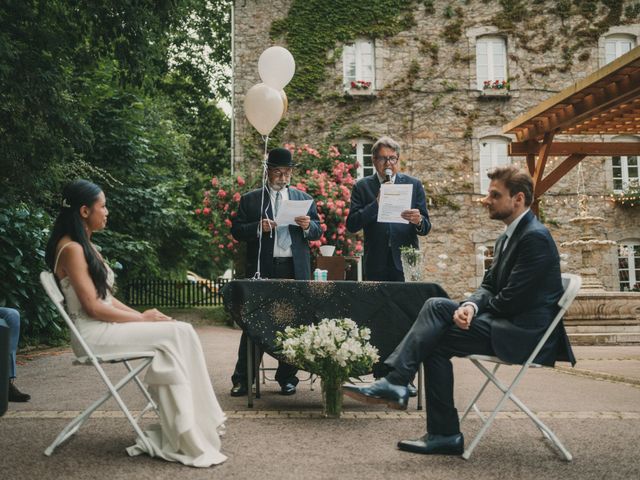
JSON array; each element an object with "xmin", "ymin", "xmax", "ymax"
[
  {"xmin": 568, "ymin": 332, "xmax": 640, "ymax": 346},
  {"xmin": 566, "ymin": 325, "xmax": 640, "ymax": 334}
]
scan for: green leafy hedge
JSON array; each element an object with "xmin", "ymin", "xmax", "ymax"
[{"xmin": 0, "ymin": 203, "xmax": 65, "ymax": 345}]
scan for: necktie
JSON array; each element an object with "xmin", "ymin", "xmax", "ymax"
[
  {"xmin": 502, "ymin": 233, "xmax": 510, "ymax": 252},
  {"xmin": 274, "ymin": 191, "xmax": 292, "ymax": 250},
  {"xmin": 493, "ymin": 233, "xmax": 508, "ymax": 266}
]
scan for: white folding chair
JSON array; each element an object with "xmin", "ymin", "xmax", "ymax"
[
  {"xmin": 40, "ymin": 271, "xmax": 159, "ymax": 456},
  {"xmin": 460, "ymin": 273, "xmax": 582, "ymax": 461}
]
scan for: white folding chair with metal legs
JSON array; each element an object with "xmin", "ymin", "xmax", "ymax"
[
  {"xmin": 40, "ymin": 271, "xmax": 159, "ymax": 456},
  {"xmin": 460, "ymin": 273, "xmax": 581, "ymax": 461}
]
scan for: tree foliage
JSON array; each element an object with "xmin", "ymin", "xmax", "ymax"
[{"xmin": 0, "ymin": 0, "xmax": 232, "ymax": 343}]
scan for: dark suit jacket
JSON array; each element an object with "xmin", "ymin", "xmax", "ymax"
[
  {"xmin": 466, "ymin": 210, "xmax": 576, "ymax": 366},
  {"xmin": 231, "ymin": 186, "xmax": 322, "ymax": 280},
  {"xmin": 346, "ymin": 173, "xmax": 431, "ymax": 278}
]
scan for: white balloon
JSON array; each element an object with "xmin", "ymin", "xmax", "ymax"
[
  {"xmin": 258, "ymin": 46, "xmax": 295, "ymax": 90},
  {"xmin": 244, "ymin": 83, "xmax": 284, "ymax": 136}
]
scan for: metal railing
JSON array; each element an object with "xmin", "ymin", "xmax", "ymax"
[{"xmin": 122, "ymin": 278, "xmax": 229, "ymax": 307}]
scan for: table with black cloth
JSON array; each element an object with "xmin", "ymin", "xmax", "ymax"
[{"xmin": 222, "ymin": 279, "xmax": 448, "ymax": 407}]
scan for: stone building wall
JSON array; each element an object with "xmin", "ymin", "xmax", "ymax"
[{"xmin": 233, "ymin": 0, "xmax": 640, "ymax": 298}]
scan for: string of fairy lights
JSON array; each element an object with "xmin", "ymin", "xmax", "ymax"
[{"xmin": 421, "ymin": 157, "xmax": 639, "ymax": 207}]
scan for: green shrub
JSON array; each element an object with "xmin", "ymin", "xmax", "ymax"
[{"xmin": 0, "ymin": 202, "xmax": 65, "ymax": 345}]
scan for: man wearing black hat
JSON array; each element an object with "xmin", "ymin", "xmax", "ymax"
[{"xmin": 229, "ymin": 147, "xmax": 322, "ymax": 396}]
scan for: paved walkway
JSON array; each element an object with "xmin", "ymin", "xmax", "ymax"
[{"xmin": 2, "ymin": 324, "xmax": 640, "ymax": 479}]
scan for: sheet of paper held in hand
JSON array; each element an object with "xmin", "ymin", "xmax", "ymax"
[
  {"xmin": 274, "ymin": 199, "xmax": 313, "ymax": 226},
  {"xmin": 377, "ymin": 184, "xmax": 413, "ymax": 224}
]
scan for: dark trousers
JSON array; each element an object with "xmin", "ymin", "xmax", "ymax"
[
  {"xmin": 365, "ymin": 249, "xmax": 404, "ymax": 282},
  {"xmin": 385, "ymin": 297, "xmax": 494, "ymax": 435},
  {"xmin": 231, "ymin": 257, "xmax": 299, "ymax": 388}
]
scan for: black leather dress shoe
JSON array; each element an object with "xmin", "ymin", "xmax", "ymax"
[
  {"xmin": 407, "ymin": 382, "xmax": 418, "ymax": 398},
  {"xmin": 397, "ymin": 433, "xmax": 464, "ymax": 455},
  {"xmin": 280, "ymin": 383, "xmax": 296, "ymax": 395},
  {"xmin": 8, "ymin": 383, "xmax": 30, "ymax": 402},
  {"xmin": 343, "ymin": 378, "xmax": 409, "ymax": 410},
  {"xmin": 230, "ymin": 383, "xmax": 248, "ymax": 397}
]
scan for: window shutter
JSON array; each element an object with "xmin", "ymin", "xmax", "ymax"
[
  {"xmin": 343, "ymin": 44, "xmax": 356, "ymax": 85},
  {"xmin": 476, "ymin": 40, "xmax": 489, "ymax": 89}
]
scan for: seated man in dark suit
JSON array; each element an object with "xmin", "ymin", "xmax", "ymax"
[
  {"xmin": 344, "ymin": 166, "xmax": 575, "ymax": 455},
  {"xmin": 229, "ymin": 147, "xmax": 322, "ymax": 397},
  {"xmin": 346, "ymin": 136, "xmax": 431, "ymax": 282}
]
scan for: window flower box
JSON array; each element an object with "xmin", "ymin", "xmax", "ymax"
[
  {"xmin": 480, "ymin": 79, "xmax": 511, "ymax": 99},
  {"xmin": 350, "ymin": 80, "xmax": 372, "ymax": 90},
  {"xmin": 345, "ymin": 80, "xmax": 376, "ymax": 97}
]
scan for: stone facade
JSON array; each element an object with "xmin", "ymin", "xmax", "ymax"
[{"xmin": 232, "ymin": 0, "xmax": 640, "ymax": 299}]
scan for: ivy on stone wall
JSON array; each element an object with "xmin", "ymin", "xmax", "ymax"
[
  {"xmin": 494, "ymin": 0, "xmax": 636, "ymax": 75},
  {"xmin": 270, "ymin": 0, "xmax": 416, "ymax": 100}
]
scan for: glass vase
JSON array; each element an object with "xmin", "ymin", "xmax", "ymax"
[
  {"xmin": 401, "ymin": 254, "xmax": 423, "ymax": 282},
  {"xmin": 321, "ymin": 374, "xmax": 343, "ymax": 418}
]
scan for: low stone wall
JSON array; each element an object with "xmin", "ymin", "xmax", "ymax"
[{"xmin": 565, "ymin": 292, "xmax": 640, "ymax": 345}]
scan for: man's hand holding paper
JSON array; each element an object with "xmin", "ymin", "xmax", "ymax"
[{"xmin": 273, "ymin": 199, "xmax": 313, "ymax": 227}]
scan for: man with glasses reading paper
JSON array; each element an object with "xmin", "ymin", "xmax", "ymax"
[{"xmin": 346, "ymin": 136, "xmax": 431, "ymax": 282}]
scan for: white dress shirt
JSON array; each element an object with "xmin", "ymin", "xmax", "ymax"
[{"xmin": 269, "ymin": 187, "xmax": 293, "ymax": 258}]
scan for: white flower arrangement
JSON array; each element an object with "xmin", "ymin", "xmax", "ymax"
[
  {"xmin": 276, "ymin": 318, "xmax": 380, "ymax": 417},
  {"xmin": 276, "ymin": 318, "xmax": 379, "ymax": 376}
]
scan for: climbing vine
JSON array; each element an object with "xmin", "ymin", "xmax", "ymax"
[
  {"xmin": 270, "ymin": 0, "xmax": 417, "ymax": 100},
  {"xmin": 493, "ymin": 0, "xmax": 636, "ymax": 74}
]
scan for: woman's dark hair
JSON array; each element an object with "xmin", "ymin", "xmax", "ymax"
[{"xmin": 45, "ymin": 179, "xmax": 110, "ymax": 299}]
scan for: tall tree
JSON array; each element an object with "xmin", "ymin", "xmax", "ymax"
[{"xmin": 0, "ymin": 1, "xmax": 232, "ymax": 342}]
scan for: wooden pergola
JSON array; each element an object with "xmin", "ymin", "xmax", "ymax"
[{"xmin": 503, "ymin": 46, "xmax": 640, "ymax": 210}]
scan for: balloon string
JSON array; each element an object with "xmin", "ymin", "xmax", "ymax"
[{"xmin": 253, "ymin": 135, "xmax": 271, "ymax": 280}]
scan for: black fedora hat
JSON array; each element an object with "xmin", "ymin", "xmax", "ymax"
[{"xmin": 266, "ymin": 147, "xmax": 298, "ymax": 168}]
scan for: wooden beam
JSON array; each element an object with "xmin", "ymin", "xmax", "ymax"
[
  {"xmin": 526, "ymin": 153, "xmax": 536, "ymax": 176},
  {"xmin": 509, "ymin": 141, "xmax": 640, "ymax": 156},
  {"xmin": 533, "ymin": 130, "xmax": 555, "ymax": 188},
  {"xmin": 535, "ymin": 153, "xmax": 587, "ymax": 197},
  {"xmin": 503, "ymin": 47, "xmax": 640, "ymax": 135},
  {"xmin": 511, "ymin": 69, "xmax": 640, "ymax": 141}
]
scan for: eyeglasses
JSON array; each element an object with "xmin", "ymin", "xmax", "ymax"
[
  {"xmin": 270, "ymin": 168, "xmax": 293, "ymax": 178},
  {"xmin": 374, "ymin": 155, "xmax": 399, "ymax": 165}
]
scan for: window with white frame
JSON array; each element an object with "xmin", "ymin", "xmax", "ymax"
[
  {"xmin": 479, "ymin": 245, "xmax": 495, "ymax": 275},
  {"xmin": 618, "ymin": 241, "xmax": 640, "ymax": 291},
  {"xmin": 479, "ymin": 136, "xmax": 511, "ymax": 193},
  {"xmin": 476, "ymin": 36, "xmax": 507, "ymax": 90},
  {"xmin": 611, "ymin": 135, "xmax": 639, "ymax": 192},
  {"xmin": 474, "ymin": 243, "xmax": 495, "ymax": 287},
  {"xmin": 343, "ymin": 40, "xmax": 374, "ymax": 90},
  {"xmin": 604, "ymin": 34, "xmax": 636, "ymax": 65},
  {"xmin": 350, "ymin": 140, "xmax": 374, "ymax": 179}
]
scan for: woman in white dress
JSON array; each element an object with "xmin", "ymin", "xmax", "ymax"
[{"xmin": 44, "ymin": 179, "xmax": 227, "ymax": 467}]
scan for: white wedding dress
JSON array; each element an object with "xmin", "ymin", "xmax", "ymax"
[{"xmin": 55, "ymin": 246, "xmax": 227, "ymax": 467}]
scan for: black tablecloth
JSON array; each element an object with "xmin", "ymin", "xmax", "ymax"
[{"xmin": 222, "ymin": 280, "xmax": 449, "ymax": 364}]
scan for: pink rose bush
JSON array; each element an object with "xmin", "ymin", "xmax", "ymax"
[{"xmin": 195, "ymin": 144, "xmax": 363, "ymax": 271}]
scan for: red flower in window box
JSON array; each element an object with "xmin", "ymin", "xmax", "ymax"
[
  {"xmin": 350, "ymin": 80, "xmax": 372, "ymax": 90},
  {"xmin": 483, "ymin": 79, "xmax": 510, "ymax": 90}
]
